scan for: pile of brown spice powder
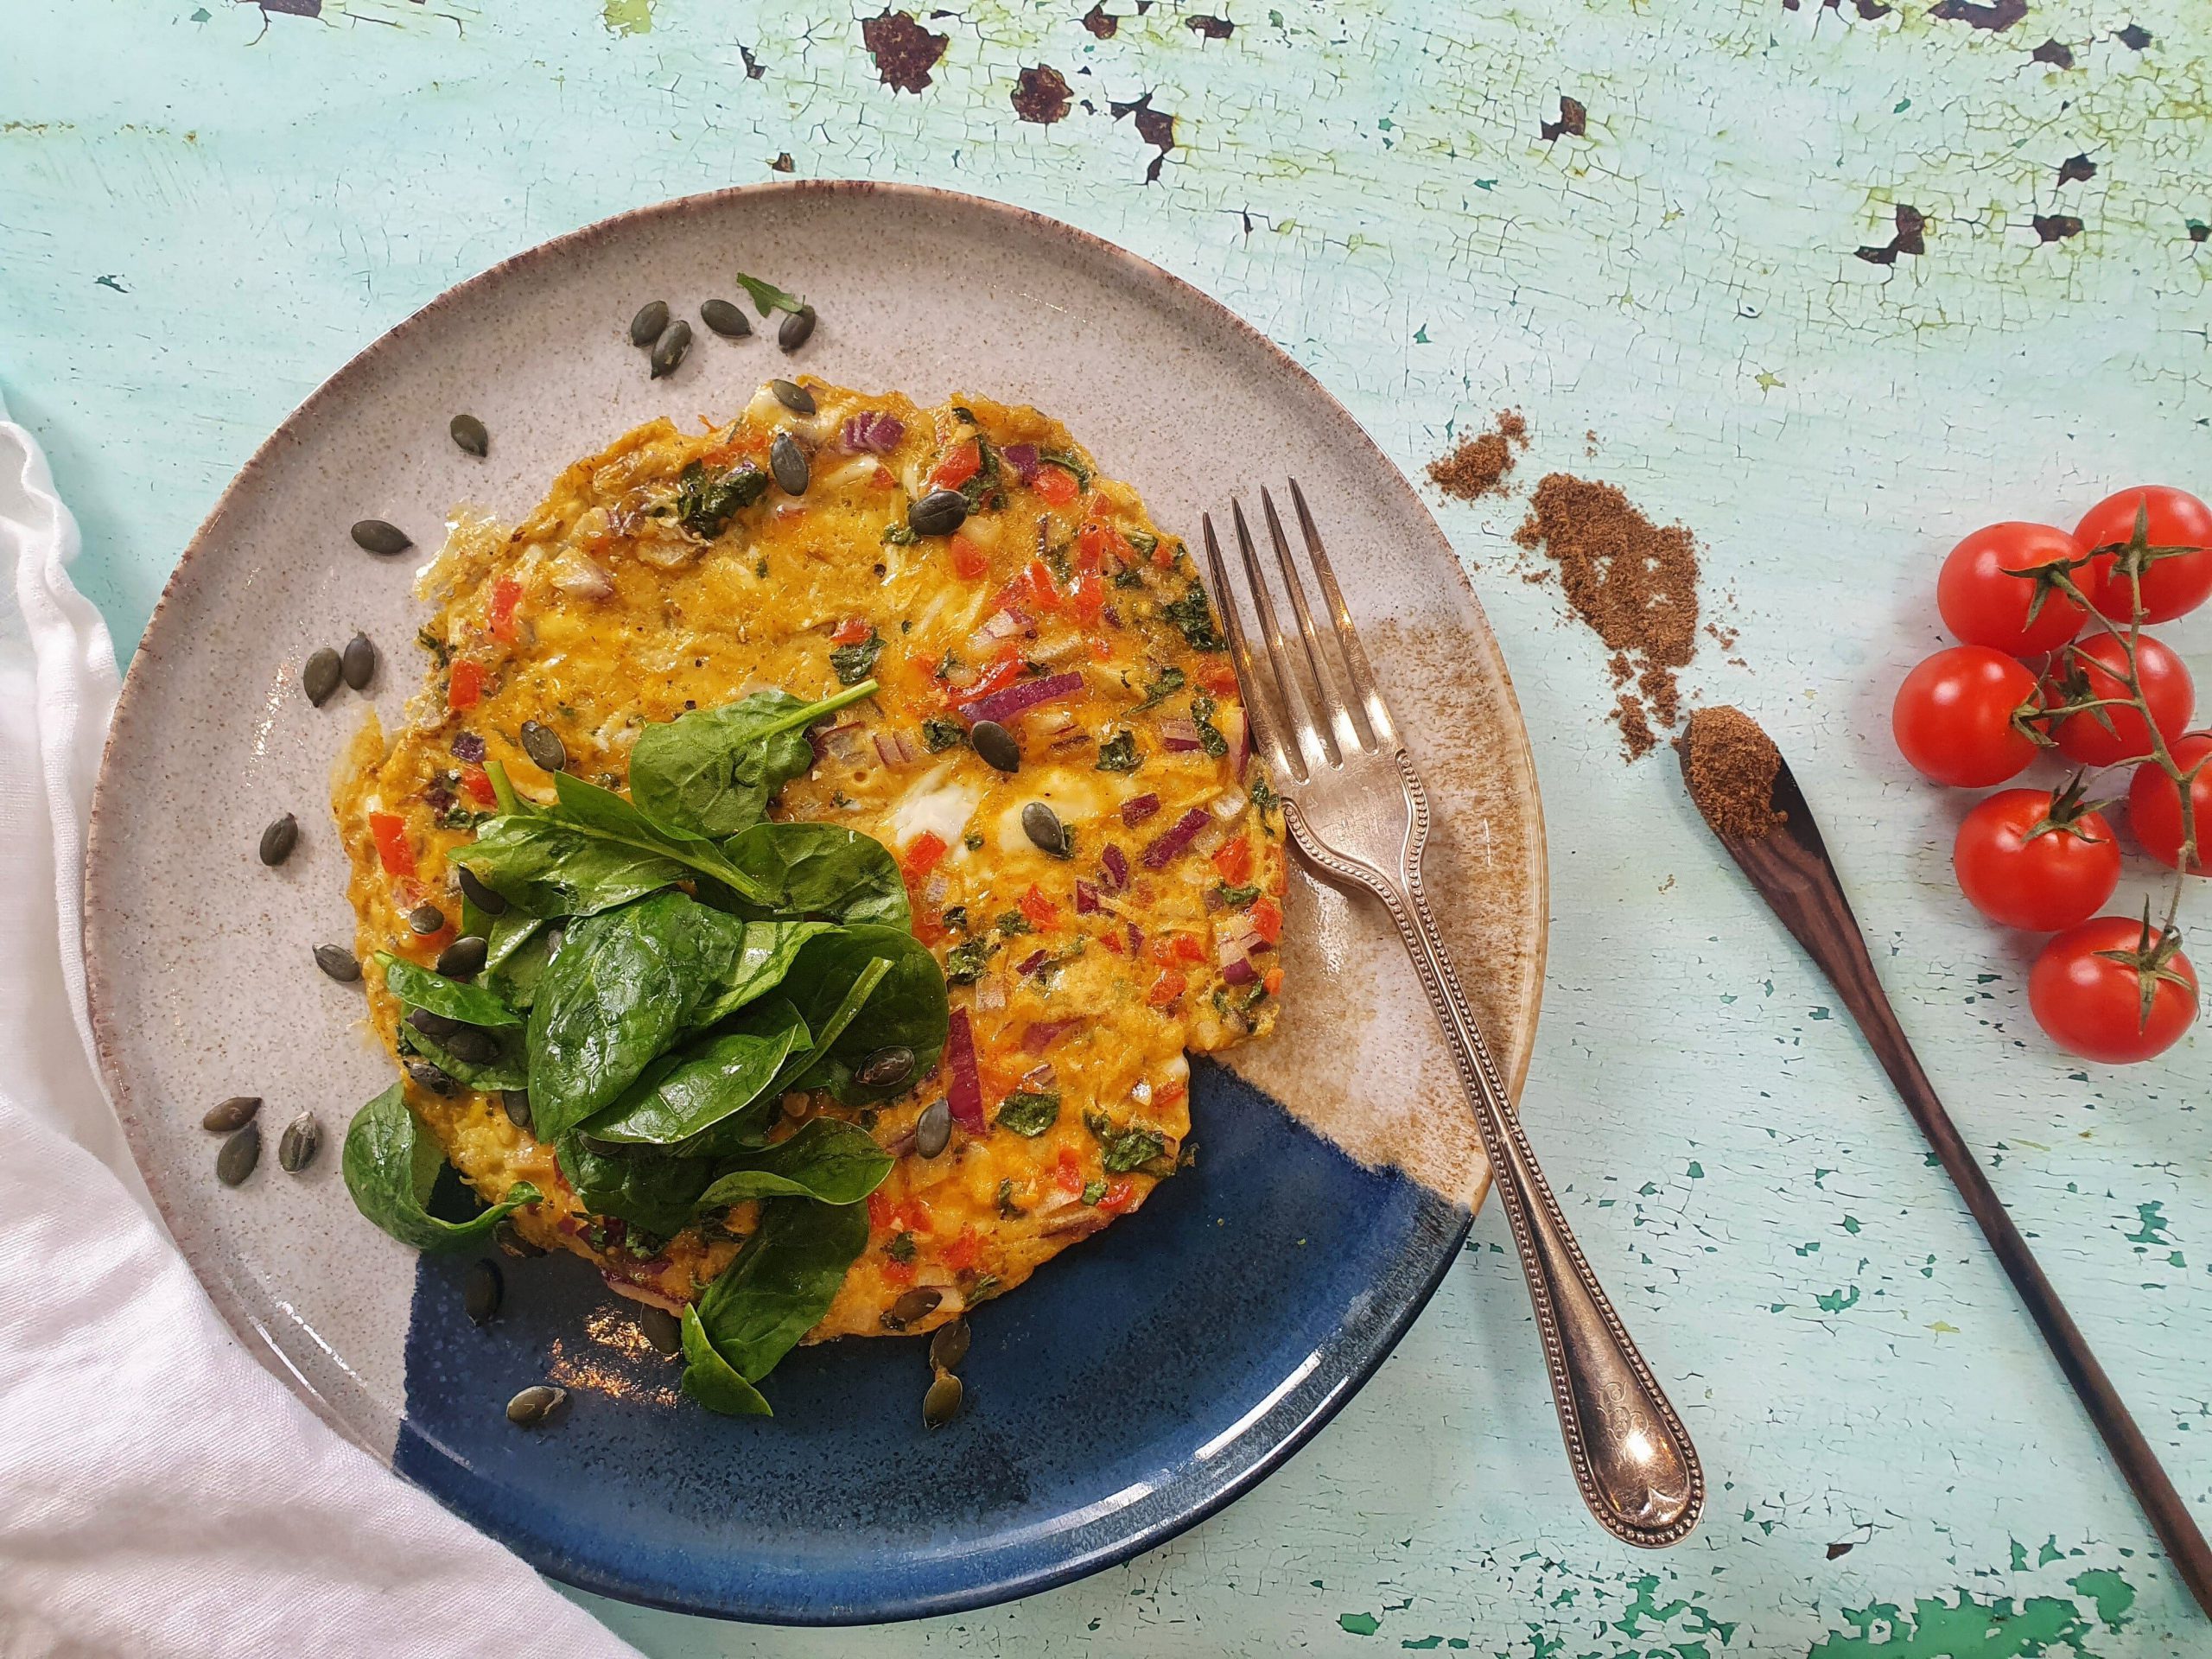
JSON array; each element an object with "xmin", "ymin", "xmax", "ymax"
[
  {"xmin": 1426, "ymin": 410, "xmax": 1529, "ymax": 500},
  {"xmin": 1512, "ymin": 473, "xmax": 1701, "ymax": 759},
  {"xmin": 1678, "ymin": 704, "xmax": 1785, "ymax": 841}
]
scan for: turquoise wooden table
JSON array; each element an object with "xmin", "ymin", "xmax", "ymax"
[{"xmin": 10, "ymin": 2, "xmax": 2212, "ymax": 1651}]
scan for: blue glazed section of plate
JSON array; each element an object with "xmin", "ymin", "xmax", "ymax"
[{"xmin": 394, "ymin": 1058, "xmax": 1468, "ymax": 1624}]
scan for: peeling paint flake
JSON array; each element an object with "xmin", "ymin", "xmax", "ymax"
[
  {"xmin": 861, "ymin": 10, "xmax": 947, "ymax": 95},
  {"xmin": 1186, "ymin": 13, "xmax": 1233, "ymax": 38},
  {"xmin": 1928, "ymin": 0, "xmax": 2026, "ymax": 30},
  {"xmin": 1081, "ymin": 2, "xmax": 1118, "ymax": 37},
  {"xmin": 1539, "ymin": 94, "xmax": 1586, "ymax": 143},
  {"xmin": 1012, "ymin": 64, "xmax": 1071, "ymax": 124},
  {"xmin": 2032, "ymin": 213, "xmax": 2084, "ymax": 243},
  {"xmin": 2031, "ymin": 37, "xmax": 2075, "ymax": 67}
]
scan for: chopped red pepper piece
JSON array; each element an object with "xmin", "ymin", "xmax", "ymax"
[
  {"xmin": 1263, "ymin": 965, "xmax": 1285, "ymax": 996},
  {"xmin": 959, "ymin": 646, "xmax": 1025, "ymax": 707},
  {"xmin": 1019, "ymin": 885, "xmax": 1059, "ymax": 930},
  {"xmin": 447, "ymin": 658, "xmax": 484, "ymax": 712},
  {"xmin": 931, "ymin": 439, "xmax": 981, "ymax": 490},
  {"xmin": 830, "ymin": 616, "xmax": 873, "ymax": 645},
  {"xmin": 1211, "ymin": 837, "xmax": 1253, "ymax": 884},
  {"xmin": 486, "ymin": 575, "xmax": 522, "ymax": 644},
  {"xmin": 1099, "ymin": 1178, "xmax": 1136, "ymax": 1213},
  {"xmin": 369, "ymin": 812, "xmax": 416, "ymax": 878},
  {"xmin": 1024, "ymin": 558, "xmax": 1061, "ymax": 613},
  {"xmin": 943, "ymin": 1228, "xmax": 983, "ymax": 1271},
  {"xmin": 949, "ymin": 535, "xmax": 989, "ymax": 580},
  {"xmin": 881, "ymin": 1255, "xmax": 918, "ymax": 1286},
  {"xmin": 1033, "ymin": 465, "xmax": 1080, "ymax": 508},
  {"xmin": 901, "ymin": 830, "xmax": 948, "ymax": 882},
  {"xmin": 1070, "ymin": 571, "xmax": 1106, "ymax": 622},
  {"xmin": 1250, "ymin": 895, "xmax": 1283, "ymax": 945},
  {"xmin": 1147, "ymin": 969, "xmax": 1187, "ymax": 1007},
  {"xmin": 1054, "ymin": 1147, "xmax": 1086, "ymax": 1194},
  {"xmin": 461, "ymin": 765, "xmax": 497, "ymax": 807}
]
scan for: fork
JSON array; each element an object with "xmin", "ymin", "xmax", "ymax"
[{"xmin": 1201, "ymin": 483, "xmax": 1704, "ymax": 1549}]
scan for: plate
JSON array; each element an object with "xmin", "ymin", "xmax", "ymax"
[{"xmin": 83, "ymin": 182, "xmax": 1546, "ymax": 1624}]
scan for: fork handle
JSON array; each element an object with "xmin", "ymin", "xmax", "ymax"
[{"xmin": 1304, "ymin": 787, "xmax": 1705, "ymax": 1548}]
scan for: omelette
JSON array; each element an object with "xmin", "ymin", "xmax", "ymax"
[{"xmin": 334, "ymin": 376, "xmax": 1286, "ymax": 1402}]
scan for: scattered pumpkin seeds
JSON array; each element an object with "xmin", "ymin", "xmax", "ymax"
[
  {"xmin": 448, "ymin": 413, "xmax": 490, "ymax": 457},
  {"xmin": 351, "ymin": 519, "xmax": 412, "ymax": 556},
  {"xmin": 503, "ymin": 1090, "xmax": 533, "ymax": 1131},
  {"xmin": 406, "ymin": 1058, "xmax": 456, "ymax": 1096},
  {"xmin": 922, "ymin": 1370, "xmax": 963, "ymax": 1429},
  {"xmin": 436, "ymin": 934, "xmax": 489, "ymax": 980},
  {"xmin": 857, "ymin": 1045, "xmax": 915, "ymax": 1089},
  {"xmin": 769, "ymin": 378, "xmax": 814, "ymax": 415},
  {"xmin": 408, "ymin": 904, "xmax": 447, "ymax": 936},
  {"xmin": 520, "ymin": 720, "xmax": 567, "ymax": 773},
  {"xmin": 203, "ymin": 1095, "xmax": 262, "ymax": 1133},
  {"xmin": 506, "ymin": 1383, "xmax": 567, "ymax": 1427},
  {"xmin": 908, "ymin": 488, "xmax": 968, "ymax": 537},
  {"xmin": 463, "ymin": 1257, "xmax": 504, "ymax": 1325},
  {"xmin": 970, "ymin": 721, "xmax": 1020, "ymax": 773},
  {"xmin": 277, "ymin": 1112, "xmax": 322, "ymax": 1174},
  {"xmin": 340, "ymin": 632, "xmax": 377, "ymax": 690},
  {"xmin": 778, "ymin": 305, "xmax": 817, "ymax": 353},
  {"xmin": 699, "ymin": 299, "xmax": 752, "ymax": 339},
  {"xmin": 629, "ymin": 299, "xmax": 671, "ymax": 346},
  {"xmin": 1022, "ymin": 801, "xmax": 1070, "ymax": 858},
  {"xmin": 770, "ymin": 431, "xmax": 810, "ymax": 495},
  {"xmin": 638, "ymin": 1305, "xmax": 683, "ymax": 1354},
  {"xmin": 216, "ymin": 1123, "xmax": 261, "ymax": 1186},
  {"xmin": 314, "ymin": 944, "xmax": 362, "ymax": 982},
  {"xmin": 886, "ymin": 1287, "xmax": 942, "ymax": 1329},
  {"xmin": 456, "ymin": 866, "xmax": 508, "ymax": 916},
  {"xmin": 914, "ymin": 1097, "xmax": 951, "ymax": 1159},
  {"xmin": 302, "ymin": 647, "xmax": 343, "ymax": 707},
  {"xmin": 650, "ymin": 319, "xmax": 693, "ymax": 379},
  {"xmin": 928, "ymin": 1318, "xmax": 971, "ymax": 1372},
  {"xmin": 257, "ymin": 813, "xmax": 300, "ymax": 868}
]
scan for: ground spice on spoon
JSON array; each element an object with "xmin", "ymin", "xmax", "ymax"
[{"xmin": 1678, "ymin": 704, "xmax": 1785, "ymax": 842}]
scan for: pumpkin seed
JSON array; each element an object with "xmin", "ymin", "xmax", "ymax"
[
  {"xmin": 438, "ymin": 1024, "xmax": 500, "ymax": 1065},
  {"xmin": 638, "ymin": 1305, "xmax": 683, "ymax": 1354},
  {"xmin": 520, "ymin": 721, "xmax": 567, "ymax": 773},
  {"xmin": 203, "ymin": 1095, "xmax": 262, "ymax": 1133},
  {"xmin": 857, "ymin": 1046, "xmax": 914, "ymax": 1089},
  {"xmin": 908, "ymin": 488, "xmax": 969, "ymax": 537},
  {"xmin": 436, "ymin": 934, "xmax": 489, "ymax": 980},
  {"xmin": 699, "ymin": 299, "xmax": 752, "ymax": 338},
  {"xmin": 778, "ymin": 305, "xmax": 817, "ymax": 353},
  {"xmin": 456, "ymin": 865, "xmax": 508, "ymax": 916},
  {"xmin": 341, "ymin": 632, "xmax": 377, "ymax": 690},
  {"xmin": 409, "ymin": 904, "xmax": 447, "ymax": 936},
  {"xmin": 650, "ymin": 319, "xmax": 692, "ymax": 378},
  {"xmin": 277, "ymin": 1112, "xmax": 321, "ymax": 1173},
  {"xmin": 922, "ymin": 1370, "xmax": 963, "ymax": 1429},
  {"xmin": 629, "ymin": 299, "xmax": 670, "ymax": 346},
  {"xmin": 406, "ymin": 1059, "xmax": 456, "ymax": 1096},
  {"xmin": 449, "ymin": 413, "xmax": 490, "ymax": 457},
  {"xmin": 315, "ymin": 944, "xmax": 362, "ymax": 982},
  {"xmin": 257, "ymin": 813, "xmax": 300, "ymax": 868},
  {"xmin": 503, "ymin": 1090, "xmax": 533, "ymax": 1131},
  {"xmin": 351, "ymin": 519, "xmax": 412, "ymax": 556},
  {"xmin": 1022, "ymin": 801, "xmax": 1069, "ymax": 857},
  {"xmin": 302, "ymin": 647, "xmax": 343, "ymax": 707},
  {"xmin": 216, "ymin": 1123, "xmax": 261, "ymax": 1186},
  {"xmin": 505, "ymin": 1383, "xmax": 566, "ymax": 1427},
  {"xmin": 769, "ymin": 378, "xmax": 815, "ymax": 415},
  {"xmin": 770, "ymin": 431, "xmax": 810, "ymax": 495},
  {"xmin": 886, "ymin": 1287, "xmax": 942, "ymax": 1329},
  {"xmin": 970, "ymin": 720, "xmax": 1020, "ymax": 773},
  {"xmin": 408, "ymin": 1007, "xmax": 463, "ymax": 1042},
  {"xmin": 929, "ymin": 1318, "xmax": 970, "ymax": 1372},
  {"xmin": 914, "ymin": 1097, "xmax": 951, "ymax": 1158},
  {"xmin": 463, "ymin": 1257, "xmax": 504, "ymax": 1325},
  {"xmin": 495, "ymin": 1218, "xmax": 546, "ymax": 1257}
]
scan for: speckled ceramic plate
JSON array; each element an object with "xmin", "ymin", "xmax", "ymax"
[{"xmin": 83, "ymin": 182, "xmax": 1547, "ymax": 1624}]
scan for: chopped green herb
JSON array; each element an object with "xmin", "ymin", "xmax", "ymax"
[
  {"xmin": 881, "ymin": 522, "xmax": 921, "ymax": 546},
  {"xmin": 944, "ymin": 938, "xmax": 994, "ymax": 983},
  {"xmin": 995, "ymin": 1090, "xmax": 1061, "ymax": 1136},
  {"xmin": 941, "ymin": 905, "xmax": 969, "ymax": 931},
  {"xmin": 1125, "ymin": 530, "xmax": 1159, "ymax": 558},
  {"xmin": 735, "ymin": 272, "xmax": 805, "ymax": 315},
  {"xmin": 963, "ymin": 831, "xmax": 985, "ymax": 851},
  {"xmin": 885, "ymin": 1230, "xmax": 918, "ymax": 1263},
  {"xmin": 416, "ymin": 629, "xmax": 453, "ymax": 669},
  {"xmin": 1084, "ymin": 1109, "xmax": 1167, "ymax": 1173},
  {"xmin": 674, "ymin": 460, "xmax": 770, "ymax": 540},
  {"xmin": 1217, "ymin": 882, "xmax": 1262, "ymax": 907},
  {"xmin": 1134, "ymin": 664, "xmax": 1186, "ymax": 711},
  {"xmin": 1191, "ymin": 692, "xmax": 1230, "ymax": 757},
  {"xmin": 995, "ymin": 1179, "xmax": 1024, "ymax": 1218},
  {"xmin": 969, "ymin": 1274, "xmax": 1003, "ymax": 1303},
  {"xmin": 1037, "ymin": 448, "xmax": 1092, "ymax": 490},
  {"xmin": 921, "ymin": 715, "xmax": 967, "ymax": 753},
  {"xmin": 1111, "ymin": 564, "xmax": 1145, "ymax": 590},
  {"xmin": 753, "ymin": 557, "xmax": 770, "ymax": 579},
  {"xmin": 933, "ymin": 649, "xmax": 963, "ymax": 681},
  {"xmin": 1249, "ymin": 776, "xmax": 1278, "ymax": 813},
  {"xmin": 1162, "ymin": 585, "xmax": 1224, "ymax": 652},
  {"xmin": 830, "ymin": 629, "xmax": 884, "ymax": 685},
  {"xmin": 994, "ymin": 911, "xmax": 1033, "ymax": 938},
  {"xmin": 1096, "ymin": 729, "xmax": 1141, "ymax": 772},
  {"xmin": 1080, "ymin": 1179, "xmax": 1108, "ymax": 1205}
]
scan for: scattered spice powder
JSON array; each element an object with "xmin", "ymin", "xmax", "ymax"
[
  {"xmin": 1679, "ymin": 704, "xmax": 1785, "ymax": 842},
  {"xmin": 1512, "ymin": 473, "xmax": 1701, "ymax": 760},
  {"xmin": 1426, "ymin": 409, "xmax": 1529, "ymax": 501}
]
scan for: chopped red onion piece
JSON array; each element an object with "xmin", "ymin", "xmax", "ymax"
[
  {"xmin": 1016, "ymin": 948, "xmax": 1051, "ymax": 976},
  {"xmin": 1074, "ymin": 880, "xmax": 1102, "ymax": 915},
  {"xmin": 1159, "ymin": 717, "xmax": 1204, "ymax": 753},
  {"xmin": 945, "ymin": 1008, "xmax": 984, "ymax": 1132},
  {"xmin": 1021, "ymin": 1018, "xmax": 1077, "ymax": 1055},
  {"xmin": 451, "ymin": 731, "xmax": 486, "ymax": 763},
  {"xmin": 873, "ymin": 729, "xmax": 923, "ymax": 769},
  {"xmin": 1120, "ymin": 793, "xmax": 1161, "ymax": 826},
  {"xmin": 1222, "ymin": 957, "xmax": 1260, "ymax": 987},
  {"xmin": 840, "ymin": 410, "xmax": 906, "ymax": 454},
  {"xmin": 1002, "ymin": 442, "xmax": 1039, "ymax": 482},
  {"xmin": 958, "ymin": 671, "xmax": 1084, "ymax": 728},
  {"xmin": 1141, "ymin": 807, "xmax": 1212, "ymax": 869},
  {"xmin": 1100, "ymin": 842, "xmax": 1131, "ymax": 890},
  {"xmin": 1217, "ymin": 927, "xmax": 1262, "ymax": 968},
  {"xmin": 1020, "ymin": 1060, "xmax": 1057, "ymax": 1089},
  {"xmin": 1126, "ymin": 920, "xmax": 1145, "ymax": 957}
]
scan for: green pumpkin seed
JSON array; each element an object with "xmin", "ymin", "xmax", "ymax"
[
  {"xmin": 435, "ymin": 934, "xmax": 489, "ymax": 979},
  {"xmin": 778, "ymin": 306, "xmax": 817, "ymax": 353},
  {"xmin": 408, "ymin": 1007, "xmax": 463, "ymax": 1042},
  {"xmin": 650, "ymin": 319, "xmax": 692, "ymax": 378},
  {"xmin": 886, "ymin": 1287, "xmax": 941, "ymax": 1329},
  {"xmin": 769, "ymin": 378, "xmax": 815, "ymax": 415},
  {"xmin": 406, "ymin": 1058, "xmax": 457, "ymax": 1096},
  {"xmin": 216, "ymin": 1123, "xmax": 261, "ymax": 1186},
  {"xmin": 857, "ymin": 1046, "xmax": 914, "ymax": 1089},
  {"xmin": 700, "ymin": 299, "xmax": 752, "ymax": 339},
  {"xmin": 409, "ymin": 904, "xmax": 447, "ymax": 936},
  {"xmin": 629, "ymin": 299, "xmax": 671, "ymax": 346},
  {"xmin": 638, "ymin": 1305, "xmax": 683, "ymax": 1354},
  {"xmin": 464, "ymin": 1257, "xmax": 504, "ymax": 1325},
  {"xmin": 434, "ymin": 1022, "xmax": 500, "ymax": 1065},
  {"xmin": 503, "ymin": 1090, "xmax": 533, "ymax": 1131},
  {"xmin": 506, "ymin": 1383, "xmax": 566, "ymax": 1427},
  {"xmin": 340, "ymin": 632, "xmax": 377, "ymax": 690},
  {"xmin": 1022, "ymin": 802, "xmax": 1069, "ymax": 858},
  {"xmin": 914, "ymin": 1097, "xmax": 951, "ymax": 1158},
  {"xmin": 770, "ymin": 431, "xmax": 810, "ymax": 495},
  {"xmin": 520, "ymin": 721, "xmax": 567, "ymax": 773},
  {"xmin": 351, "ymin": 519, "xmax": 412, "ymax": 556},
  {"xmin": 922, "ymin": 1370, "xmax": 963, "ymax": 1429},
  {"xmin": 909, "ymin": 488, "xmax": 968, "ymax": 537},
  {"xmin": 449, "ymin": 413, "xmax": 490, "ymax": 457},
  {"xmin": 456, "ymin": 865, "xmax": 507, "ymax": 916},
  {"xmin": 302, "ymin": 647, "xmax": 343, "ymax": 707},
  {"xmin": 277, "ymin": 1112, "xmax": 321, "ymax": 1173},
  {"xmin": 315, "ymin": 944, "xmax": 362, "ymax": 982},
  {"xmin": 929, "ymin": 1318, "xmax": 970, "ymax": 1372},
  {"xmin": 970, "ymin": 721, "xmax": 1020, "ymax": 773},
  {"xmin": 258, "ymin": 813, "xmax": 300, "ymax": 868},
  {"xmin": 203, "ymin": 1096, "xmax": 262, "ymax": 1133}
]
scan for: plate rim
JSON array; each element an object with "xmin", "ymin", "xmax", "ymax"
[{"xmin": 80, "ymin": 179, "xmax": 1549, "ymax": 1620}]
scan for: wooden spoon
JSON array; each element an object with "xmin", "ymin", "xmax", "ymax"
[{"xmin": 1683, "ymin": 727, "xmax": 2212, "ymax": 1620}]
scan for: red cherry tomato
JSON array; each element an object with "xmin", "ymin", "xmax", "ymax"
[
  {"xmin": 2076, "ymin": 486, "xmax": 2212, "ymax": 624},
  {"xmin": 1936, "ymin": 522, "xmax": 2089, "ymax": 655},
  {"xmin": 2049, "ymin": 632, "xmax": 2194, "ymax": 767},
  {"xmin": 2029, "ymin": 915, "xmax": 2198, "ymax": 1064},
  {"xmin": 2128, "ymin": 732, "xmax": 2212, "ymax": 874},
  {"xmin": 1952, "ymin": 786, "xmax": 2120, "ymax": 931},
  {"xmin": 1891, "ymin": 646, "xmax": 2041, "ymax": 787}
]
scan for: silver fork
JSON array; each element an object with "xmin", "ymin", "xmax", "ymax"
[{"xmin": 1201, "ymin": 483, "xmax": 1704, "ymax": 1549}]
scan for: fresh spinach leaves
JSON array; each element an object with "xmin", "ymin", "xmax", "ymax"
[
  {"xmin": 555, "ymin": 1135, "xmax": 718, "ymax": 1239},
  {"xmin": 1096, "ymin": 729, "xmax": 1141, "ymax": 772},
  {"xmin": 829, "ymin": 630, "xmax": 884, "ymax": 686},
  {"xmin": 690, "ymin": 1198, "xmax": 870, "ymax": 1387},
  {"xmin": 578, "ymin": 998, "xmax": 810, "ymax": 1146},
  {"xmin": 1085, "ymin": 1108, "xmax": 1168, "ymax": 1173},
  {"xmin": 1162, "ymin": 585, "xmax": 1225, "ymax": 652},
  {"xmin": 673, "ymin": 460, "xmax": 769, "ymax": 541},
  {"xmin": 342, "ymin": 1084, "xmax": 539, "ymax": 1252},
  {"xmin": 375, "ymin": 952, "xmax": 522, "ymax": 1029},
  {"xmin": 627, "ymin": 683, "xmax": 874, "ymax": 841},
  {"xmin": 995, "ymin": 1090, "xmax": 1061, "ymax": 1136},
  {"xmin": 681, "ymin": 1306, "xmax": 772, "ymax": 1416},
  {"xmin": 779, "ymin": 927, "xmax": 949, "ymax": 1104},
  {"xmin": 692, "ymin": 1119, "xmax": 894, "ymax": 1208},
  {"xmin": 722, "ymin": 822, "xmax": 910, "ymax": 929}
]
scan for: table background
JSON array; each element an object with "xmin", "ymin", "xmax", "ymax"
[{"xmin": 9, "ymin": 1, "xmax": 2211, "ymax": 1652}]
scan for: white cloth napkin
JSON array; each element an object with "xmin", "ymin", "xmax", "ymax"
[{"xmin": 0, "ymin": 407, "xmax": 641, "ymax": 1659}]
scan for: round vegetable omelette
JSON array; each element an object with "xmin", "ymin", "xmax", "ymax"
[{"xmin": 334, "ymin": 375, "xmax": 1287, "ymax": 1412}]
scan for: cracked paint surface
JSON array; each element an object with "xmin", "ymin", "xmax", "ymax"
[{"xmin": 6, "ymin": 0, "xmax": 2212, "ymax": 1653}]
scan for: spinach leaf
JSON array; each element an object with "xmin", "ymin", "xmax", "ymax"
[
  {"xmin": 555, "ymin": 1135, "xmax": 718, "ymax": 1238},
  {"xmin": 996, "ymin": 1090, "xmax": 1061, "ymax": 1136},
  {"xmin": 768, "ymin": 957, "xmax": 887, "ymax": 1093},
  {"xmin": 722, "ymin": 822, "xmax": 910, "ymax": 929},
  {"xmin": 1217, "ymin": 882, "xmax": 1262, "ymax": 908},
  {"xmin": 1084, "ymin": 1108, "xmax": 1168, "ymax": 1173},
  {"xmin": 1125, "ymin": 529, "xmax": 1160, "ymax": 558},
  {"xmin": 1096, "ymin": 729, "xmax": 1141, "ymax": 772},
  {"xmin": 1191, "ymin": 691, "xmax": 1230, "ymax": 758},
  {"xmin": 628, "ymin": 683, "xmax": 875, "ymax": 841},
  {"xmin": 1134, "ymin": 664, "xmax": 1186, "ymax": 710},
  {"xmin": 524, "ymin": 893, "xmax": 828, "ymax": 1141},
  {"xmin": 482, "ymin": 916, "xmax": 552, "ymax": 1010},
  {"xmin": 548, "ymin": 772, "xmax": 767, "ymax": 897},
  {"xmin": 673, "ymin": 460, "xmax": 769, "ymax": 540},
  {"xmin": 376, "ymin": 952, "xmax": 522, "ymax": 1029},
  {"xmin": 341, "ymin": 1084, "xmax": 539, "ymax": 1252},
  {"xmin": 920, "ymin": 715, "xmax": 966, "ymax": 753},
  {"xmin": 691, "ymin": 1197, "xmax": 869, "ymax": 1382},
  {"xmin": 398, "ymin": 1022, "xmax": 529, "ymax": 1093},
  {"xmin": 734, "ymin": 272, "xmax": 805, "ymax": 316},
  {"xmin": 944, "ymin": 938, "xmax": 993, "ymax": 984},
  {"xmin": 957, "ymin": 436, "xmax": 1003, "ymax": 510},
  {"xmin": 452, "ymin": 812, "xmax": 687, "ymax": 920},
  {"xmin": 829, "ymin": 629, "xmax": 884, "ymax": 686},
  {"xmin": 1162, "ymin": 585, "xmax": 1224, "ymax": 652},
  {"xmin": 578, "ymin": 998, "xmax": 810, "ymax": 1145},
  {"xmin": 1037, "ymin": 448, "xmax": 1092, "ymax": 490},
  {"xmin": 780, "ymin": 926, "xmax": 949, "ymax": 1104},
  {"xmin": 681, "ymin": 1305, "xmax": 772, "ymax": 1416},
  {"xmin": 693, "ymin": 1119, "xmax": 894, "ymax": 1208}
]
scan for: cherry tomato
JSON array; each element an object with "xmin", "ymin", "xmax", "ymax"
[
  {"xmin": 2049, "ymin": 632, "xmax": 2194, "ymax": 767},
  {"xmin": 1951, "ymin": 786, "xmax": 2120, "ymax": 931},
  {"xmin": 2127, "ymin": 732, "xmax": 2212, "ymax": 874},
  {"xmin": 1936, "ymin": 522, "xmax": 2089, "ymax": 655},
  {"xmin": 2076, "ymin": 486, "xmax": 2212, "ymax": 625},
  {"xmin": 1891, "ymin": 646, "xmax": 2041, "ymax": 786},
  {"xmin": 2029, "ymin": 914, "xmax": 2198, "ymax": 1064}
]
